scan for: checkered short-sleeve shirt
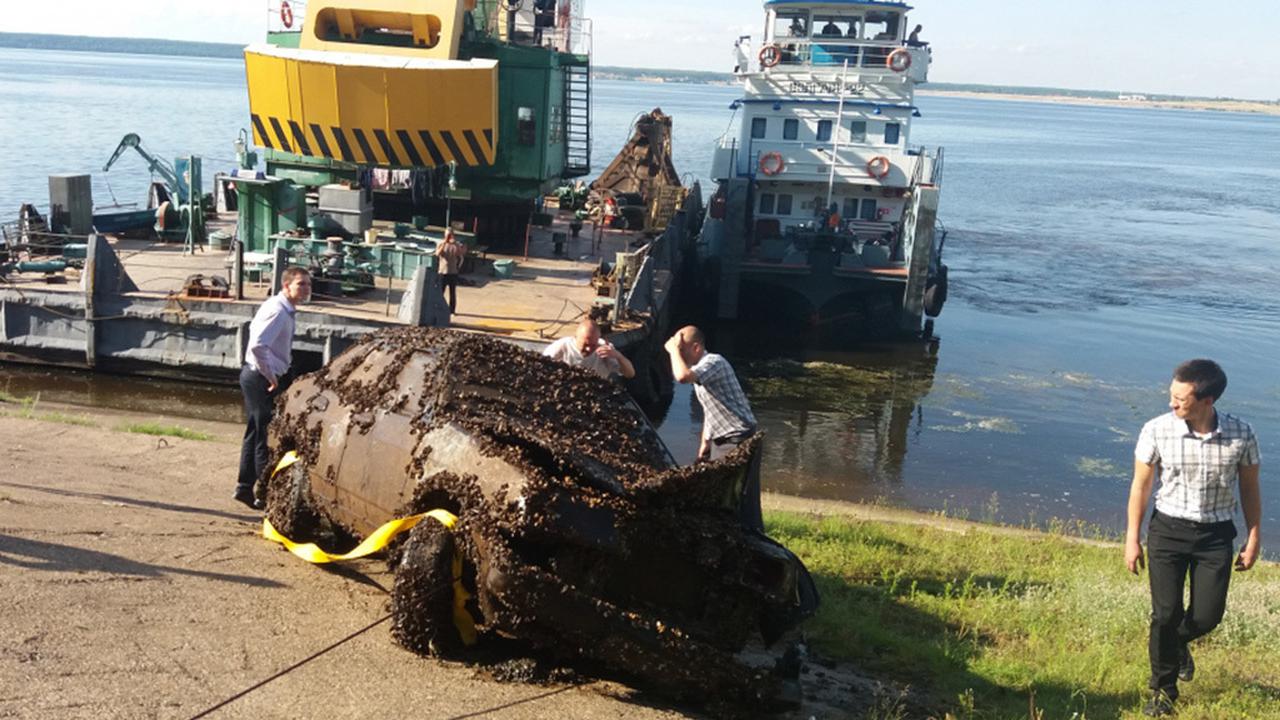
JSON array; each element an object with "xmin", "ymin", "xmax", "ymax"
[
  {"xmin": 690, "ymin": 353, "xmax": 756, "ymax": 441},
  {"xmin": 1135, "ymin": 411, "xmax": 1261, "ymax": 523}
]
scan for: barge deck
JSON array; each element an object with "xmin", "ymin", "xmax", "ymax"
[{"xmin": 0, "ymin": 193, "xmax": 700, "ymax": 392}]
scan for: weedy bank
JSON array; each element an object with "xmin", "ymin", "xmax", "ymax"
[{"xmin": 773, "ymin": 511, "xmax": 1280, "ymax": 719}]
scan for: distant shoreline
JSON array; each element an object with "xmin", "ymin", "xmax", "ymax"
[
  {"xmin": 4, "ymin": 31, "xmax": 1276, "ymax": 113},
  {"xmin": 918, "ymin": 88, "xmax": 1280, "ymax": 117}
]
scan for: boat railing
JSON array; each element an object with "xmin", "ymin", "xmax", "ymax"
[
  {"xmin": 736, "ymin": 139, "xmax": 913, "ymax": 180},
  {"xmin": 762, "ymin": 39, "xmax": 928, "ymax": 75},
  {"xmin": 908, "ymin": 148, "xmax": 925, "ymax": 187},
  {"xmin": 929, "ymin": 146, "xmax": 945, "ymax": 185}
]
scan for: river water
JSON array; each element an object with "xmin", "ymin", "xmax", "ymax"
[{"xmin": 3, "ymin": 48, "xmax": 1279, "ymax": 539}]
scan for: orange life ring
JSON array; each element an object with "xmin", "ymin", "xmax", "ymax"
[
  {"xmin": 886, "ymin": 48, "xmax": 911, "ymax": 72},
  {"xmin": 280, "ymin": 0, "xmax": 294, "ymax": 29},
  {"xmin": 866, "ymin": 155, "xmax": 891, "ymax": 178},
  {"xmin": 759, "ymin": 151, "xmax": 785, "ymax": 176},
  {"xmin": 758, "ymin": 44, "xmax": 782, "ymax": 69}
]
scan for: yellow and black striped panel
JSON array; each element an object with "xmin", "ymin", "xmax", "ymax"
[
  {"xmin": 244, "ymin": 45, "xmax": 498, "ymax": 168},
  {"xmin": 250, "ymin": 113, "xmax": 495, "ymax": 167}
]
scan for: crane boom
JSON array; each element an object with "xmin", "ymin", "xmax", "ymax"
[{"xmin": 102, "ymin": 133, "xmax": 181, "ymax": 196}]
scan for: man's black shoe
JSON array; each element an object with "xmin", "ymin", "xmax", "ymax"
[
  {"xmin": 1178, "ymin": 643, "xmax": 1195, "ymax": 682},
  {"xmin": 1143, "ymin": 691, "xmax": 1176, "ymax": 717},
  {"xmin": 234, "ymin": 489, "xmax": 264, "ymax": 511}
]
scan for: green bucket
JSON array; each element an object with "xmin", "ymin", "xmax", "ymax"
[{"xmin": 492, "ymin": 259, "xmax": 516, "ymax": 279}]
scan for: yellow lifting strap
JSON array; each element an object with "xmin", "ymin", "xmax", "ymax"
[{"xmin": 261, "ymin": 451, "xmax": 477, "ymax": 644}]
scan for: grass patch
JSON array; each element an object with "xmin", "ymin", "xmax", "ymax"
[
  {"xmin": 119, "ymin": 422, "xmax": 214, "ymax": 441},
  {"xmin": 769, "ymin": 510, "xmax": 1280, "ymax": 719},
  {"xmin": 0, "ymin": 389, "xmax": 37, "ymax": 407},
  {"xmin": 0, "ymin": 407, "xmax": 98, "ymax": 427}
]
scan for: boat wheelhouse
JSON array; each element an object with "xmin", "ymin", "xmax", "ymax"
[{"xmin": 704, "ymin": 0, "xmax": 947, "ymax": 337}]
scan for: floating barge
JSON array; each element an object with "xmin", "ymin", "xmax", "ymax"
[
  {"xmin": 0, "ymin": 194, "xmax": 699, "ymax": 398},
  {"xmin": 0, "ymin": 0, "xmax": 700, "ymax": 400}
]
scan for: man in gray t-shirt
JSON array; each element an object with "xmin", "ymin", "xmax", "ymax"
[{"xmin": 665, "ymin": 325, "xmax": 762, "ymax": 531}]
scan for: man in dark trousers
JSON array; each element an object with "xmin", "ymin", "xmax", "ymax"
[
  {"xmin": 235, "ymin": 267, "xmax": 311, "ymax": 510},
  {"xmin": 664, "ymin": 325, "xmax": 763, "ymax": 531},
  {"xmin": 1125, "ymin": 359, "xmax": 1262, "ymax": 716}
]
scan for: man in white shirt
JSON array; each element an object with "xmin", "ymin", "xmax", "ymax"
[
  {"xmin": 235, "ymin": 267, "xmax": 311, "ymax": 509},
  {"xmin": 1125, "ymin": 358, "xmax": 1262, "ymax": 716},
  {"xmin": 542, "ymin": 318, "xmax": 635, "ymax": 380}
]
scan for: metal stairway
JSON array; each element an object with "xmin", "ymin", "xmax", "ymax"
[{"xmin": 563, "ymin": 63, "xmax": 591, "ymax": 177}]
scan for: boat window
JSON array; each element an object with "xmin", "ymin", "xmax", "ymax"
[
  {"xmin": 863, "ymin": 11, "xmax": 900, "ymax": 41},
  {"xmin": 774, "ymin": 11, "xmax": 810, "ymax": 39},
  {"xmin": 313, "ymin": 8, "xmax": 442, "ymax": 48},
  {"xmin": 759, "ymin": 193, "xmax": 776, "ymax": 214},
  {"xmin": 751, "ymin": 117, "xmax": 767, "ymax": 139},
  {"xmin": 884, "ymin": 122, "xmax": 901, "ymax": 145},
  {"xmin": 842, "ymin": 197, "xmax": 858, "ymax": 218},
  {"xmin": 517, "ymin": 107, "xmax": 537, "ymax": 145},
  {"xmin": 783, "ymin": 119, "xmax": 799, "ymax": 140},
  {"xmin": 777, "ymin": 194, "xmax": 794, "ymax": 215},
  {"xmin": 816, "ymin": 120, "xmax": 832, "ymax": 142},
  {"xmin": 814, "ymin": 16, "xmax": 852, "ymax": 39},
  {"xmin": 850, "ymin": 120, "xmax": 867, "ymax": 143},
  {"xmin": 859, "ymin": 198, "xmax": 878, "ymax": 221}
]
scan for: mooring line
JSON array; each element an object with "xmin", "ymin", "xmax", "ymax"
[{"xmin": 186, "ymin": 613, "xmax": 392, "ymax": 720}]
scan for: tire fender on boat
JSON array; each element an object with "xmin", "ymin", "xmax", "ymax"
[
  {"xmin": 758, "ymin": 44, "xmax": 782, "ymax": 69},
  {"xmin": 866, "ymin": 155, "xmax": 891, "ymax": 179},
  {"xmin": 759, "ymin": 151, "xmax": 785, "ymax": 176},
  {"xmin": 924, "ymin": 265, "xmax": 948, "ymax": 318},
  {"xmin": 280, "ymin": 0, "xmax": 294, "ymax": 29},
  {"xmin": 886, "ymin": 48, "xmax": 912, "ymax": 72}
]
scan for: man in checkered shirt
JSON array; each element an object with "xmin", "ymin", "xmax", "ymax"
[
  {"xmin": 1125, "ymin": 359, "xmax": 1262, "ymax": 717},
  {"xmin": 664, "ymin": 325, "xmax": 763, "ymax": 531}
]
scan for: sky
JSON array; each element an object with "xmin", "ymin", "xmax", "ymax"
[{"xmin": 5, "ymin": 0, "xmax": 1280, "ymax": 100}]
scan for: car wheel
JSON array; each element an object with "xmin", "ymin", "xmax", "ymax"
[
  {"xmin": 392, "ymin": 519, "xmax": 470, "ymax": 657},
  {"xmin": 265, "ymin": 463, "xmax": 321, "ymax": 543}
]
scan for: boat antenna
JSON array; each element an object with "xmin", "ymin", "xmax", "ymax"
[{"xmin": 825, "ymin": 58, "xmax": 851, "ymax": 210}]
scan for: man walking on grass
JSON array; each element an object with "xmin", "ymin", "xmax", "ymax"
[
  {"xmin": 235, "ymin": 266, "xmax": 311, "ymax": 510},
  {"xmin": 1124, "ymin": 359, "xmax": 1262, "ymax": 716}
]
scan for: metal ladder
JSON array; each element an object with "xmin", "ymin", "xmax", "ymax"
[{"xmin": 563, "ymin": 63, "xmax": 591, "ymax": 177}]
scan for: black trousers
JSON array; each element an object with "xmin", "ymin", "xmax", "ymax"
[
  {"xmin": 440, "ymin": 273, "xmax": 458, "ymax": 313},
  {"xmin": 709, "ymin": 431, "xmax": 764, "ymax": 532},
  {"xmin": 236, "ymin": 365, "xmax": 289, "ymax": 496},
  {"xmin": 1147, "ymin": 510, "xmax": 1236, "ymax": 698}
]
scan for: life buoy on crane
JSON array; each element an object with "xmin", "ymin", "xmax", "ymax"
[
  {"xmin": 759, "ymin": 151, "xmax": 785, "ymax": 176},
  {"xmin": 866, "ymin": 155, "xmax": 891, "ymax": 178},
  {"xmin": 886, "ymin": 48, "xmax": 911, "ymax": 72},
  {"xmin": 280, "ymin": 0, "xmax": 294, "ymax": 29},
  {"xmin": 758, "ymin": 44, "xmax": 782, "ymax": 69}
]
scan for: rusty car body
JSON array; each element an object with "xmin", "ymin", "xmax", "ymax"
[{"xmin": 265, "ymin": 327, "xmax": 817, "ymax": 707}]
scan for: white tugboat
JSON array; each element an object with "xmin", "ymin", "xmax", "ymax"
[{"xmin": 703, "ymin": 0, "xmax": 947, "ymax": 337}]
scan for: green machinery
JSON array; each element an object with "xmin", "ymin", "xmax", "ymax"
[
  {"xmin": 244, "ymin": 0, "xmax": 592, "ymax": 245},
  {"xmin": 102, "ymin": 133, "xmax": 208, "ymax": 253}
]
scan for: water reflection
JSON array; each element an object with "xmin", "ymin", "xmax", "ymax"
[
  {"xmin": 0, "ymin": 363, "xmax": 241, "ymax": 421},
  {"xmin": 743, "ymin": 344, "xmax": 938, "ymax": 502}
]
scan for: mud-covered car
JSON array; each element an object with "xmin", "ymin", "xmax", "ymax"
[{"xmin": 265, "ymin": 327, "xmax": 817, "ymax": 708}]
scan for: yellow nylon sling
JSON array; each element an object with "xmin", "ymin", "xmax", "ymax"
[{"xmin": 260, "ymin": 451, "xmax": 477, "ymax": 644}]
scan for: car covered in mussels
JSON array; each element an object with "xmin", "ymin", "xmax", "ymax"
[{"xmin": 265, "ymin": 327, "xmax": 818, "ymax": 707}]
